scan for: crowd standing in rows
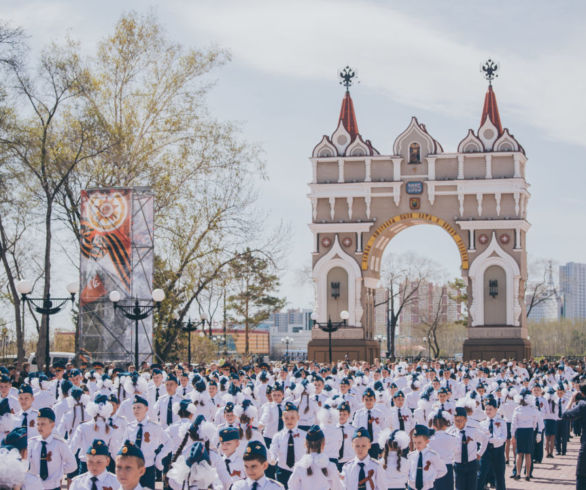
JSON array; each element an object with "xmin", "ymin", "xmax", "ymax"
[{"xmin": 0, "ymin": 356, "xmax": 585, "ymax": 490}]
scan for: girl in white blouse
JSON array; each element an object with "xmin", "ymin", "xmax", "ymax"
[{"xmin": 378, "ymin": 428, "xmax": 410, "ymax": 490}]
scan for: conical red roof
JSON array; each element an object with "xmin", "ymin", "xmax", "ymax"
[
  {"xmin": 480, "ymin": 85, "xmax": 503, "ymax": 136},
  {"xmin": 338, "ymin": 91, "xmax": 359, "ymax": 138}
]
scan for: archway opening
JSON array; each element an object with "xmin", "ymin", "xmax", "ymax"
[{"xmin": 374, "ymin": 223, "xmax": 467, "ymax": 358}]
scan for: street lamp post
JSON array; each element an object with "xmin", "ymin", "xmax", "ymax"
[
  {"xmin": 281, "ymin": 336, "xmax": 293, "ymax": 362},
  {"xmin": 110, "ymin": 289, "xmax": 165, "ymax": 368},
  {"xmin": 16, "ymin": 280, "xmax": 78, "ymax": 374},
  {"xmin": 171, "ymin": 315, "xmax": 207, "ymax": 367},
  {"xmin": 311, "ymin": 310, "xmax": 350, "ymax": 364},
  {"xmin": 374, "ymin": 334, "xmax": 386, "ymax": 357},
  {"xmin": 212, "ymin": 335, "xmax": 222, "ymax": 356}
]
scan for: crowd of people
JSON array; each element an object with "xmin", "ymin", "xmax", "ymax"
[{"xmin": 0, "ymin": 356, "xmax": 585, "ymax": 489}]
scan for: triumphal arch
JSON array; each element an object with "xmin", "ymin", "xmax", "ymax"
[{"xmin": 307, "ymin": 63, "xmax": 531, "ymax": 362}]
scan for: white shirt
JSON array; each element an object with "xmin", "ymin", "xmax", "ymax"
[
  {"xmin": 122, "ymin": 418, "xmax": 170, "ymax": 469},
  {"xmin": 70, "ymin": 470, "xmax": 119, "ymax": 490},
  {"xmin": 428, "ymin": 430, "xmax": 459, "ymax": 465},
  {"xmin": 447, "ymin": 425, "xmax": 487, "ymax": 463},
  {"xmin": 388, "ymin": 405, "xmax": 415, "ymax": 433},
  {"xmin": 288, "ymin": 453, "xmax": 342, "ymax": 490},
  {"xmin": 336, "ymin": 422, "xmax": 353, "ymax": 463},
  {"xmin": 15, "ymin": 408, "xmax": 40, "ymax": 440},
  {"xmin": 153, "ymin": 393, "xmax": 181, "ymax": 428},
  {"xmin": 259, "ymin": 402, "xmax": 284, "ymax": 439},
  {"xmin": 69, "ymin": 418, "xmax": 118, "ymax": 462},
  {"xmin": 379, "ymin": 452, "xmax": 409, "ymax": 488},
  {"xmin": 352, "ymin": 406, "xmax": 387, "ymax": 442},
  {"xmin": 28, "ymin": 434, "xmax": 77, "ymax": 489},
  {"xmin": 341, "ymin": 455, "xmax": 385, "ymax": 490},
  {"xmin": 407, "ymin": 447, "xmax": 447, "ymax": 490},
  {"xmin": 480, "ymin": 416, "xmax": 507, "ymax": 449},
  {"xmin": 269, "ymin": 427, "xmax": 306, "ymax": 470},
  {"xmin": 231, "ymin": 475, "xmax": 284, "ymax": 489},
  {"xmin": 511, "ymin": 405, "xmax": 543, "ymax": 433}
]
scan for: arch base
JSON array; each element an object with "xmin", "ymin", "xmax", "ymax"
[
  {"xmin": 463, "ymin": 336, "xmax": 531, "ymax": 361},
  {"xmin": 308, "ymin": 338, "xmax": 379, "ymax": 363}
]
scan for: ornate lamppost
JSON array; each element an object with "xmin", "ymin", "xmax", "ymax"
[
  {"xmin": 281, "ymin": 336, "xmax": 293, "ymax": 362},
  {"xmin": 311, "ymin": 310, "xmax": 349, "ymax": 364},
  {"xmin": 16, "ymin": 280, "xmax": 78, "ymax": 374},
  {"xmin": 374, "ymin": 334, "xmax": 386, "ymax": 357},
  {"xmin": 110, "ymin": 289, "xmax": 165, "ymax": 368},
  {"xmin": 171, "ymin": 315, "xmax": 207, "ymax": 367}
]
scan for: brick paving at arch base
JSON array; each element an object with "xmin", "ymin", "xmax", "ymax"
[{"xmin": 505, "ymin": 438, "xmax": 580, "ymax": 489}]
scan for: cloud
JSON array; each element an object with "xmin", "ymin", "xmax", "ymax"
[{"xmin": 174, "ymin": 0, "xmax": 586, "ymax": 147}]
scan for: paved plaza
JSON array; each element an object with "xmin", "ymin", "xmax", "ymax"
[{"xmin": 505, "ymin": 439, "xmax": 579, "ymax": 489}]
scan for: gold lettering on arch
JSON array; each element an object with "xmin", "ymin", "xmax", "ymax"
[{"xmin": 361, "ymin": 212, "xmax": 469, "ymax": 271}]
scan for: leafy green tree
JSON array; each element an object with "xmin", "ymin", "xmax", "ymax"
[{"xmin": 226, "ymin": 249, "xmax": 285, "ymax": 354}]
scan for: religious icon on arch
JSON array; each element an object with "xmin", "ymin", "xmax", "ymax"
[
  {"xmin": 409, "ymin": 198, "xmax": 421, "ymax": 210},
  {"xmin": 409, "ymin": 142, "xmax": 421, "ymax": 163}
]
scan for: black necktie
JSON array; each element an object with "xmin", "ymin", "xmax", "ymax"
[
  {"xmin": 166, "ymin": 396, "xmax": 173, "ymax": 425},
  {"xmin": 225, "ymin": 458, "xmax": 231, "ymax": 475},
  {"xmin": 559, "ymin": 400, "xmax": 563, "ymax": 418},
  {"xmin": 55, "ymin": 380, "xmax": 60, "ymax": 399},
  {"xmin": 91, "ymin": 476, "xmax": 98, "ymax": 490},
  {"xmin": 367, "ymin": 410, "xmax": 373, "ymax": 440},
  {"xmin": 398, "ymin": 408, "xmax": 404, "ymax": 431},
  {"xmin": 287, "ymin": 430, "xmax": 295, "ymax": 467},
  {"xmin": 489, "ymin": 419, "xmax": 494, "ymax": 436},
  {"xmin": 277, "ymin": 404, "xmax": 283, "ymax": 431},
  {"xmin": 183, "ymin": 387, "xmax": 187, "ymax": 396},
  {"xmin": 358, "ymin": 462, "xmax": 366, "ymax": 490},
  {"xmin": 461, "ymin": 430, "xmax": 468, "ymax": 463},
  {"xmin": 252, "ymin": 482, "xmax": 258, "ymax": 490},
  {"xmin": 22, "ymin": 412, "xmax": 28, "ymax": 430},
  {"xmin": 155, "ymin": 387, "xmax": 160, "ymax": 401},
  {"xmin": 136, "ymin": 423, "xmax": 143, "ymax": 448},
  {"xmin": 339, "ymin": 426, "xmax": 345, "ymax": 459},
  {"xmin": 40, "ymin": 441, "xmax": 48, "ymax": 480},
  {"xmin": 415, "ymin": 451, "xmax": 423, "ymax": 490},
  {"xmin": 536, "ymin": 398, "xmax": 540, "ymax": 411}
]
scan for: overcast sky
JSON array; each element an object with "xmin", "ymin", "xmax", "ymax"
[{"xmin": 3, "ymin": 0, "xmax": 586, "ymax": 313}]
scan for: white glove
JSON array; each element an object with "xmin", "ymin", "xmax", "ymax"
[{"xmin": 536, "ymin": 432, "xmax": 542, "ymax": 443}]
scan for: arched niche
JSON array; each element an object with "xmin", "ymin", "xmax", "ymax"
[
  {"xmin": 312, "ymin": 236, "xmax": 363, "ymax": 326},
  {"xmin": 327, "ymin": 266, "xmax": 349, "ymax": 321},
  {"xmin": 483, "ymin": 265, "xmax": 507, "ymax": 325}
]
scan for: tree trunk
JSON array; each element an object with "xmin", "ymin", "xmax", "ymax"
[
  {"xmin": 0, "ymin": 217, "xmax": 25, "ymax": 367},
  {"xmin": 37, "ymin": 200, "xmax": 53, "ymax": 373},
  {"xmin": 244, "ymin": 293, "xmax": 249, "ymax": 355}
]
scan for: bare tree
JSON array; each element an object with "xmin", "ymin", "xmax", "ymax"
[
  {"xmin": 526, "ymin": 258, "xmax": 558, "ymax": 319},
  {"xmin": 376, "ymin": 252, "xmax": 445, "ymax": 360},
  {"xmin": 419, "ymin": 285, "xmax": 451, "ymax": 358}
]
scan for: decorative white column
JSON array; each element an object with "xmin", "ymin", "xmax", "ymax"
[
  {"xmin": 338, "ymin": 158, "xmax": 344, "ymax": 183},
  {"xmin": 513, "ymin": 154, "xmax": 521, "ymax": 178},
  {"xmin": 458, "ymin": 155, "xmax": 464, "ymax": 179},
  {"xmin": 476, "ymin": 193, "xmax": 483, "ymax": 216},
  {"xmin": 427, "ymin": 157, "xmax": 436, "ymax": 180},
  {"xmin": 365, "ymin": 158, "xmax": 372, "ymax": 182},
  {"xmin": 347, "ymin": 197, "xmax": 353, "ymax": 220},
  {"xmin": 485, "ymin": 154, "xmax": 492, "ymax": 179},
  {"xmin": 329, "ymin": 197, "xmax": 336, "ymax": 220},
  {"xmin": 392, "ymin": 158, "xmax": 402, "ymax": 181}
]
